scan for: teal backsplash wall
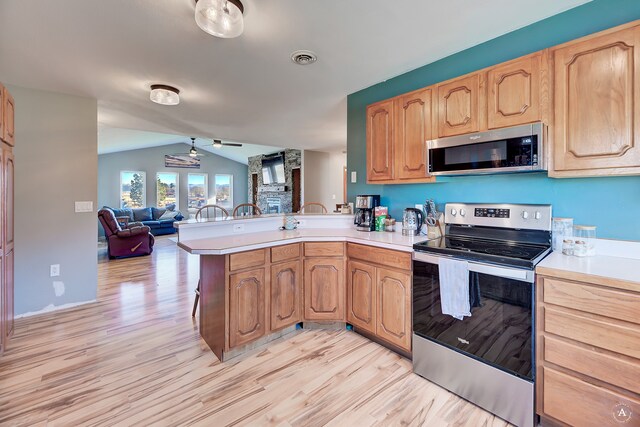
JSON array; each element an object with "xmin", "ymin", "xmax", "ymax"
[{"xmin": 347, "ymin": 0, "xmax": 640, "ymax": 241}]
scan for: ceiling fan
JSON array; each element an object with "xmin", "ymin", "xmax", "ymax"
[
  {"xmin": 173, "ymin": 137, "xmax": 208, "ymax": 158},
  {"xmin": 205, "ymin": 139, "xmax": 243, "ymax": 149}
]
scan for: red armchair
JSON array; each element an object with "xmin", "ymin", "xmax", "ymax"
[{"xmin": 98, "ymin": 208, "xmax": 155, "ymax": 259}]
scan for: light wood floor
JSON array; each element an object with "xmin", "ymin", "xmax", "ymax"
[{"xmin": 0, "ymin": 237, "xmax": 512, "ymax": 426}]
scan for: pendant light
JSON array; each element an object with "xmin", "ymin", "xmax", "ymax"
[
  {"xmin": 150, "ymin": 84, "xmax": 180, "ymax": 106},
  {"xmin": 195, "ymin": 0, "xmax": 244, "ymax": 39}
]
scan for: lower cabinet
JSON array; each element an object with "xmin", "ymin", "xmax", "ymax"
[
  {"xmin": 376, "ymin": 267, "xmax": 411, "ymax": 351},
  {"xmin": 347, "ymin": 244, "xmax": 412, "ymax": 353},
  {"xmin": 347, "ymin": 261, "xmax": 376, "ymax": 333},
  {"xmin": 536, "ymin": 272, "xmax": 640, "ymax": 425},
  {"xmin": 270, "ymin": 260, "xmax": 302, "ymax": 331},
  {"xmin": 304, "ymin": 257, "xmax": 345, "ymax": 321},
  {"xmin": 229, "ymin": 267, "xmax": 266, "ymax": 348}
]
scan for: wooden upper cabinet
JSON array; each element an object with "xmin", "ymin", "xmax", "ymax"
[
  {"xmin": 552, "ymin": 25, "xmax": 640, "ymax": 175},
  {"xmin": 347, "ymin": 261, "xmax": 376, "ymax": 334},
  {"xmin": 0, "ymin": 84, "xmax": 4, "ymax": 144},
  {"xmin": 366, "ymin": 99, "xmax": 394, "ymax": 181},
  {"xmin": 487, "ymin": 52, "xmax": 545, "ymax": 129},
  {"xmin": 2, "ymin": 87, "xmax": 14, "ymax": 147},
  {"xmin": 270, "ymin": 260, "xmax": 301, "ymax": 332},
  {"xmin": 229, "ymin": 268, "xmax": 266, "ymax": 348},
  {"xmin": 304, "ymin": 258, "xmax": 345, "ymax": 321},
  {"xmin": 395, "ymin": 88, "xmax": 432, "ymax": 179},
  {"xmin": 437, "ymin": 73, "xmax": 483, "ymax": 137},
  {"xmin": 376, "ymin": 267, "xmax": 411, "ymax": 351}
]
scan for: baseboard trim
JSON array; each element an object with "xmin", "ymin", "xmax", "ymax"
[{"xmin": 15, "ymin": 299, "xmax": 98, "ymax": 319}]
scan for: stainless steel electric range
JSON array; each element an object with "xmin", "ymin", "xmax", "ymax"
[{"xmin": 412, "ymin": 203, "xmax": 552, "ymax": 427}]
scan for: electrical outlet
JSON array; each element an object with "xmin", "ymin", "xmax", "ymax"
[
  {"xmin": 332, "ymin": 194, "xmax": 336, "ymax": 200},
  {"xmin": 50, "ymin": 264, "xmax": 60, "ymax": 277},
  {"xmin": 233, "ymin": 224, "xmax": 245, "ymax": 232},
  {"xmin": 350, "ymin": 171, "xmax": 357, "ymax": 183}
]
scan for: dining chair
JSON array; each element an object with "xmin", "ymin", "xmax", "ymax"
[
  {"xmin": 298, "ymin": 202, "xmax": 328, "ymax": 214},
  {"xmin": 232, "ymin": 203, "xmax": 262, "ymax": 218}
]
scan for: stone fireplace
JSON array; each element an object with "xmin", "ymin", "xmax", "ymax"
[{"xmin": 248, "ymin": 149, "xmax": 301, "ymax": 214}]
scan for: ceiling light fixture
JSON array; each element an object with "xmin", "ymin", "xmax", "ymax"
[
  {"xmin": 195, "ymin": 0, "xmax": 244, "ymax": 39},
  {"xmin": 212, "ymin": 139, "xmax": 223, "ymax": 149},
  {"xmin": 149, "ymin": 84, "xmax": 180, "ymax": 106}
]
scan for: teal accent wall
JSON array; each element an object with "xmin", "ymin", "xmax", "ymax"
[{"xmin": 347, "ymin": 0, "xmax": 640, "ymax": 241}]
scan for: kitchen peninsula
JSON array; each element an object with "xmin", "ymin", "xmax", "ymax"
[{"xmin": 177, "ymin": 214, "xmax": 421, "ymax": 361}]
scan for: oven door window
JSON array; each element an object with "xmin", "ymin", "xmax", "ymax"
[
  {"xmin": 413, "ymin": 261, "xmax": 533, "ymax": 380},
  {"xmin": 429, "ymin": 136, "xmax": 537, "ymax": 173}
]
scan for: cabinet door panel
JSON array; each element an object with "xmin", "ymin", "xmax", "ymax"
[
  {"xmin": 4, "ymin": 249, "xmax": 12, "ymax": 339},
  {"xmin": 270, "ymin": 261, "xmax": 301, "ymax": 331},
  {"xmin": 0, "ymin": 84, "xmax": 4, "ymax": 144},
  {"xmin": 396, "ymin": 88, "xmax": 432, "ymax": 179},
  {"xmin": 229, "ymin": 268, "xmax": 265, "ymax": 348},
  {"xmin": 553, "ymin": 26, "xmax": 640, "ymax": 172},
  {"xmin": 304, "ymin": 258, "xmax": 345, "ymax": 321},
  {"xmin": 366, "ymin": 99, "xmax": 394, "ymax": 181},
  {"xmin": 376, "ymin": 267, "xmax": 411, "ymax": 351},
  {"xmin": 3, "ymin": 88, "xmax": 14, "ymax": 147},
  {"xmin": 4, "ymin": 151, "xmax": 13, "ymax": 248},
  {"xmin": 437, "ymin": 74, "xmax": 481, "ymax": 137},
  {"xmin": 488, "ymin": 54, "xmax": 541, "ymax": 129},
  {"xmin": 347, "ymin": 261, "xmax": 376, "ymax": 333}
]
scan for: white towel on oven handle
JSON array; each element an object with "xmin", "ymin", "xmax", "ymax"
[{"xmin": 438, "ymin": 257, "xmax": 471, "ymax": 320}]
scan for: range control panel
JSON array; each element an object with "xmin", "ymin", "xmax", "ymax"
[
  {"xmin": 474, "ymin": 208, "xmax": 510, "ymax": 218},
  {"xmin": 445, "ymin": 203, "xmax": 552, "ymax": 231}
]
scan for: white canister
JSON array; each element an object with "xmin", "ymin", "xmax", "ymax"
[{"xmin": 552, "ymin": 218, "xmax": 573, "ymax": 251}]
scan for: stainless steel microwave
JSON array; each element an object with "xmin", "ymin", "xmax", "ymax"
[{"xmin": 427, "ymin": 122, "xmax": 545, "ymax": 176}]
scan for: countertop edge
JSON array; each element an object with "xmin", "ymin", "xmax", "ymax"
[{"xmin": 179, "ymin": 234, "xmax": 415, "ymax": 255}]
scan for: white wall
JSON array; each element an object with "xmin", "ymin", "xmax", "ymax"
[
  {"xmin": 8, "ymin": 85, "xmax": 98, "ymax": 316},
  {"xmin": 303, "ymin": 149, "xmax": 346, "ymax": 211}
]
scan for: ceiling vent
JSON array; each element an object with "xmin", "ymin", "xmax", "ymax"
[{"xmin": 291, "ymin": 50, "xmax": 317, "ymax": 65}]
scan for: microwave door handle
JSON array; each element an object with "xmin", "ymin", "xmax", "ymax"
[
  {"xmin": 468, "ymin": 262, "xmax": 533, "ymax": 283},
  {"xmin": 424, "ymin": 140, "xmax": 432, "ymax": 177}
]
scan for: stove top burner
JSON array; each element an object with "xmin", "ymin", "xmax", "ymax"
[{"xmin": 413, "ymin": 235, "xmax": 551, "ymax": 269}]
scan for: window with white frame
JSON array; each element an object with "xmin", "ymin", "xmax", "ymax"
[
  {"xmin": 120, "ymin": 171, "xmax": 146, "ymax": 208},
  {"xmin": 214, "ymin": 174, "xmax": 233, "ymax": 209},
  {"xmin": 157, "ymin": 172, "xmax": 178, "ymax": 208},
  {"xmin": 188, "ymin": 173, "xmax": 208, "ymax": 209}
]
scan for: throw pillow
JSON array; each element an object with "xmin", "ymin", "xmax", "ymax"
[
  {"xmin": 159, "ymin": 210, "xmax": 180, "ymax": 220},
  {"xmin": 152, "ymin": 207, "xmax": 167, "ymax": 220},
  {"xmin": 165, "ymin": 203, "xmax": 176, "ymax": 211},
  {"xmin": 132, "ymin": 207, "xmax": 153, "ymax": 222}
]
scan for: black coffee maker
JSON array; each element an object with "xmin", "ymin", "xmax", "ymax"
[{"xmin": 354, "ymin": 195, "xmax": 381, "ymax": 231}]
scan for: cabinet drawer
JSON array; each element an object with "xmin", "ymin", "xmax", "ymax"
[
  {"xmin": 347, "ymin": 243, "xmax": 411, "ymax": 271},
  {"xmin": 543, "ymin": 277, "xmax": 640, "ymax": 325},
  {"xmin": 544, "ymin": 307, "xmax": 640, "ymax": 359},
  {"xmin": 544, "ymin": 336, "xmax": 640, "ymax": 394},
  {"xmin": 229, "ymin": 249, "xmax": 266, "ymax": 271},
  {"xmin": 304, "ymin": 242, "xmax": 344, "ymax": 257},
  {"xmin": 543, "ymin": 366, "xmax": 640, "ymax": 426},
  {"xmin": 271, "ymin": 244, "xmax": 300, "ymax": 263}
]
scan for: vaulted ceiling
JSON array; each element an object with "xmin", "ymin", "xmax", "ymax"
[{"xmin": 0, "ymin": 0, "xmax": 590, "ymax": 153}]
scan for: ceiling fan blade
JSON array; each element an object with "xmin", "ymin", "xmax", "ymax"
[{"xmin": 222, "ymin": 142, "xmax": 243, "ymax": 147}]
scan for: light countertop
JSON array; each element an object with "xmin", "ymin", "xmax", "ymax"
[
  {"xmin": 178, "ymin": 228, "xmax": 426, "ymax": 255},
  {"xmin": 536, "ymin": 250, "xmax": 640, "ymax": 289}
]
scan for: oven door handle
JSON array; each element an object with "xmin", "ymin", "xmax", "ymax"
[{"xmin": 468, "ymin": 262, "xmax": 533, "ymax": 283}]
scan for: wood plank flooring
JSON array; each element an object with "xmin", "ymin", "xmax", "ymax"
[{"xmin": 0, "ymin": 237, "xmax": 512, "ymax": 426}]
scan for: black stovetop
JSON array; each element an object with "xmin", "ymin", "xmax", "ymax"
[{"xmin": 413, "ymin": 235, "xmax": 551, "ymax": 269}]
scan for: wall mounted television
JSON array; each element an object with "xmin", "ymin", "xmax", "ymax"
[{"xmin": 262, "ymin": 154, "xmax": 286, "ymax": 185}]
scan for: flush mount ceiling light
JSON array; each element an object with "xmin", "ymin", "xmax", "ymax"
[
  {"xmin": 149, "ymin": 84, "xmax": 180, "ymax": 106},
  {"xmin": 291, "ymin": 50, "xmax": 317, "ymax": 65},
  {"xmin": 195, "ymin": 0, "xmax": 244, "ymax": 39}
]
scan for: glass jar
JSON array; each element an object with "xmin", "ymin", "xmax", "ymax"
[
  {"xmin": 562, "ymin": 239, "xmax": 574, "ymax": 256},
  {"xmin": 574, "ymin": 225, "xmax": 596, "ymax": 256},
  {"xmin": 552, "ymin": 218, "xmax": 574, "ymax": 251}
]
